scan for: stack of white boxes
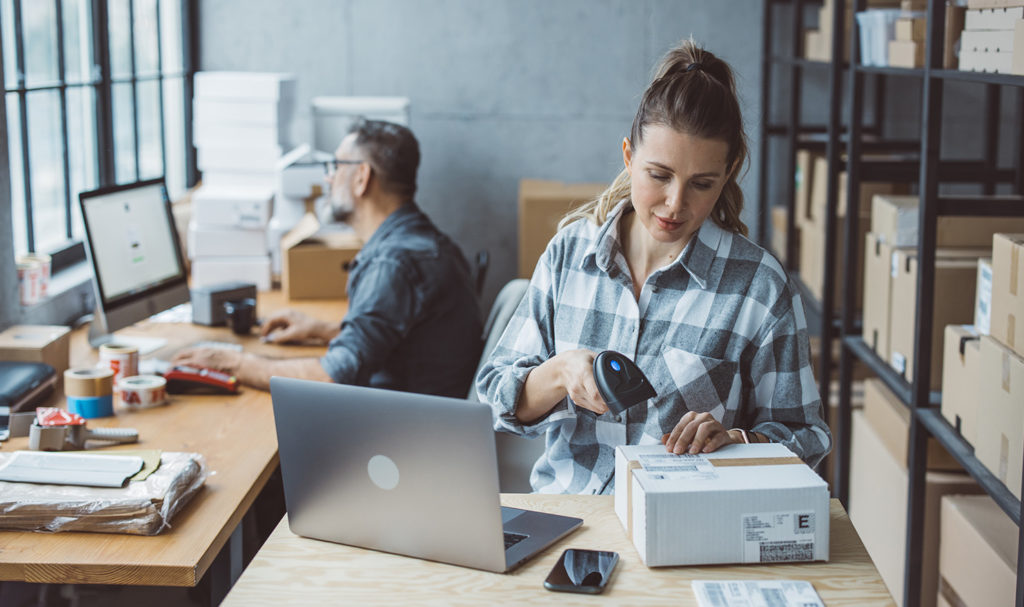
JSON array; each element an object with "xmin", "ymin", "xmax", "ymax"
[
  {"xmin": 960, "ymin": 1, "xmax": 1024, "ymax": 74},
  {"xmin": 189, "ymin": 71, "xmax": 297, "ymax": 291}
]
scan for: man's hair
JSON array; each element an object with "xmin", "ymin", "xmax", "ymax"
[{"xmin": 347, "ymin": 118, "xmax": 420, "ymax": 199}]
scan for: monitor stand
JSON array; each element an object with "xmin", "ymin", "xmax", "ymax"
[{"xmin": 87, "ymin": 314, "xmax": 168, "ymax": 356}]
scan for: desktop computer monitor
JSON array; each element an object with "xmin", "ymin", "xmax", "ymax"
[{"xmin": 79, "ymin": 178, "xmax": 190, "ymax": 351}]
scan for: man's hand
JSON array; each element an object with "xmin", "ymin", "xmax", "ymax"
[
  {"xmin": 259, "ymin": 309, "xmax": 337, "ymax": 344},
  {"xmin": 661, "ymin": 411, "xmax": 739, "ymax": 455},
  {"xmin": 171, "ymin": 347, "xmax": 243, "ymax": 375}
]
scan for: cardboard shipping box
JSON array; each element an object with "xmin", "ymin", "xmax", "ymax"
[
  {"xmin": 940, "ymin": 325, "xmax": 982, "ymax": 446},
  {"xmin": 849, "ymin": 411, "xmax": 982, "ymax": 607},
  {"xmin": 939, "ymin": 495, "xmax": 1018, "ymax": 607},
  {"xmin": 280, "ymin": 214, "xmax": 362, "ymax": 300},
  {"xmin": 614, "ymin": 443, "xmax": 829, "ymax": 568},
  {"xmin": 1015, "ymin": 20, "xmax": 1024, "ymax": 76},
  {"xmin": 990, "ymin": 233, "xmax": 1024, "ymax": 357},
  {"xmin": 808, "ymin": 156, "xmax": 905, "ymax": 222},
  {"xmin": 518, "ymin": 179, "xmax": 605, "ymax": 279},
  {"xmin": 862, "ymin": 232, "xmax": 910, "ymax": 359},
  {"xmin": 975, "ymin": 257, "xmax": 993, "ymax": 335},
  {"xmin": 889, "ymin": 40, "xmax": 925, "ymax": 68},
  {"xmin": 799, "ymin": 211, "xmax": 871, "ymax": 309},
  {"xmin": 863, "ymin": 378, "xmax": 961, "ymax": 471},
  {"xmin": 888, "ymin": 248, "xmax": 987, "ymax": 390},
  {"xmin": 870, "ymin": 194, "xmax": 1024, "ymax": 249},
  {"xmin": 0, "ymin": 325, "xmax": 71, "ymax": 391},
  {"xmin": 770, "ymin": 205, "xmax": 797, "ymax": 266},
  {"xmin": 975, "ymin": 334, "xmax": 1024, "ymax": 499},
  {"xmin": 190, "ymin": 257, "xmax": 271, "ymax": 291}
]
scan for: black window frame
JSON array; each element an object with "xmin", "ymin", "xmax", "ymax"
[{"xmin": 1, "ymin": 0, "xmax": 197, "ymax": 274}]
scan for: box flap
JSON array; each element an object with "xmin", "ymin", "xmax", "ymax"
[{"xmin": 280, "ymin": 213, "xmax": 322, "ymax": 251}]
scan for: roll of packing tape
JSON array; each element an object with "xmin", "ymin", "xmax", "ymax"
[
  {"xmin": 117, "ymin": 374, "xmax": 168, "ymax": 410},
  {"xmin": 99, "ymin": 343, "xmax": 140, "ymax": 384},
  {"xmin": 64, "ymin": 367, "xmax": 115, "ymax": 398},
  {"xmin": 67, "ymin": 394, "xmax": 114, "ymax": 418}
]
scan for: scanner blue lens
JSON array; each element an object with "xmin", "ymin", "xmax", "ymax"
[{"xmin": 609, "ymin": 360, "xmax": 621, "ymax": 372}]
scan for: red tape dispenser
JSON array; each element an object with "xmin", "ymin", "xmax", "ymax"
[{"xmin": 29, "ymin": 407, "xmax": 139, "ymax": 451}]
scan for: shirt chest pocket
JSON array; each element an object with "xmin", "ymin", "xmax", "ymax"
[{"xmin": 659, "ymin": 347, "xmax": 741, "ymax": 418}]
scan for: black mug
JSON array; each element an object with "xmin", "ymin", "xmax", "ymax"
[{"xmin": 223, "ymin": 298, "xmax": 257, "ymax": 335}]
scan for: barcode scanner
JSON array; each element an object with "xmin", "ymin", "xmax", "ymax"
[{"xmin": 593, "ymin": 351, "xmax": 656, "ymax": 416}]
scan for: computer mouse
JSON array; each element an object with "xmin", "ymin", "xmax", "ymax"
[{"xmin": 593, "ymin": 351, "xmax": 656, "ymax": 416}]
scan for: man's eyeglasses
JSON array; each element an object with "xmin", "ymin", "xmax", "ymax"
[{"xmin": 292, "ymin": 159, "xmax": 365, "ymax": 176}]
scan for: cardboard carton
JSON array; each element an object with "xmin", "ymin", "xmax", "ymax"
[
  {"xmin": 965, "ymin": 6, "xmax": 1024, "ymax": 30},
  {"xmin": 518, "ymin": 180, "xmax": 605, "ymax": 279},
  {"xmin": 975, "ymin": 257, "xmax": 993, "ymax": 335},
  {"xmin": 870, "ymin": 194, "xmax": 1024, "ymax": 248},
  {"xmin": 863, "ymin": 377, "xmax": 961, "ymax": 471},
  {"xmin": 945, "ymin": 6, "xmax": 968, "ymax": 69},
  {"xmin": 280, "ymin": 214, "xmax": 362, "ymax": 300},
  {"xmin": 849, "ymin": 411, "xmax": 982, "ymax": 607},
  {"xmin": 990, "ymin": 233, "xmax": 1024, "ymax": 357},
  {"xmin": 960, "ymin": 49, "xmax": 1015, "ymax": 73},
  {"xmin": 190, "ymin": 186, "xmax": 273, "ymax": 228},
  {"xmin": 862, "ymin": 233, "xmax": 911, "ymax": 359},
  {"xmin": 939, "ymin": 495, "xmax": 1018, "ymax": 607},
  {"xmin": 888, "ymin": 248, "xmax": 988, "ymax": 390},
  {"xmin": 187, "ymin": 221, "xmax": 268, "ymax": 259},
  {"xmin": 614, "ymin": 443, "xmax": 829, "ymax": 567},
  {"xmin": 769, "ymin": 205, "xmax": 796, "ymax": 265},
  {"xmin": 799, "ymin": 212, "xmax": 870, "ymax": 309},
  {"xmin": 895, "ymin": 17, "xmax": 927, "ymax": 41},
  {"xmin": 808, "ymin": 156, "xmax": 904, "ymax": 222},
  {"xmin": 889, "ymin": 40, "xmax": 925, "ymax": 68},
  {"xmin": 941, "ymin": 325, "xmax": 982, "ymax": 446},
  {"xmin": 961, "ymin": 28, "xmax": 1016, "ymax": 53},
  {"xmin": 975, "ymin": 334, "xmax": 1024, "ymax": 498},
  {"xmin": 1015, "ymin": 20, "xmax": 1024, "ymax": 75},
  {"xmin": 0, "ymin": 325, "xmax": 71, "ymax": 390},
  {"xmin": 190, "ymin": 256, "xmax": 271, "ymax": 291}
]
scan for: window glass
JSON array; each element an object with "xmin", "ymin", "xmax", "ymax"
[
  {"xmin": 137, "ymin": 78, "xmax": 162, "ymax": 178},
  {"xmin": 112, "ymin": 81, "xmax": 136, "ymax": 182},
  {"xmin": 22, "ymin": 0, "xmax": 60, "ymax": 88},
  {"xmin": 133, "ymin": 0, "xmax": 158, "ymax": 77},
  {"xmin": 159, "ymin": 0, "xmax": 182, "ymax": 74},
  {"xmin": 107, "ymin": 0, "xmax": 132, "ymax": 80},
  {"xmin": 162, "ymin": 75, "xmax": 184, "ymax": 199},
  {"xmin": 62, "ymin": 0, "xmax": 94, "ymax": 84},
  {"xmin": 26, "ymin": 89, "xmax": 67, "ymax": 253},
  {"xmin": 1, "ymin": 0, "xmax": 18, "ymax": 89},
  {"xmin": 7, "ymin": 92, "xmax": 27, "ymax": 256},
  {"xmin": 66, "ymin": 85, "xmax": 97, "ymax": 241}
]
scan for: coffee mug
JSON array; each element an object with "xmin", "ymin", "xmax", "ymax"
[{"xmin": 223, "ymin": 298, "xmax": 257, "ymax": 335}]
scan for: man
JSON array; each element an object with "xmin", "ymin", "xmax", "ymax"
[{"xmin": 173, "ymin": 119, "xmax": 483, "ymax": 398}]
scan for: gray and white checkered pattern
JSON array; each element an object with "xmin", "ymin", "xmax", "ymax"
[{"xmin": 477, "ymin": 202, "xmax": 831, "ymax": 494}]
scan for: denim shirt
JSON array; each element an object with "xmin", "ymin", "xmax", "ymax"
[{"xmin": 320, "ymin": 202, "xmax": 483, "ymax": 398}]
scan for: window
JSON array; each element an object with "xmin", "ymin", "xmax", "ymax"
[{"xmin": 1, "ymin": 0, "xmax": 194, "ymax": 272}]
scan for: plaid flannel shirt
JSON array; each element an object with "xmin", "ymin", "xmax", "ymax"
[{"xmin": 476, "ymin": 202, "xmax": 831, "ymax": 495}]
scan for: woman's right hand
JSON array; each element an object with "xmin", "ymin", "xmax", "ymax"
[
  {"xmin": 516, "ymin": 349, "xmax": 609, "ymax": 423},
  {"xmin": 556, "ymin": 349, "xmax": 610, "ymax": 415}
]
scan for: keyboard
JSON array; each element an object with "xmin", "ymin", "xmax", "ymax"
[
  {"xmin": 504, "ymin": 531, "xmax": 529, "ymax": 550},
  {"xmin": 189, "ymin": 340, "xmax": 243, "ymax": 352}
]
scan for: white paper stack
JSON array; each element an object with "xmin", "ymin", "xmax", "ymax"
[{"xmin": 190, "ymin": 71, "xmax": 296, "ymax": 290}]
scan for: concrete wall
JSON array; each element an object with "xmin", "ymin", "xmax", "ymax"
[{"xmin": 199, "ymin": 0, "xmax": 765, "ymax": 309}]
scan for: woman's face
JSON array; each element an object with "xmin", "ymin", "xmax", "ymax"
[{"xmin": 623, "ymin": 124, "xmax": 732, "ymax": 249}]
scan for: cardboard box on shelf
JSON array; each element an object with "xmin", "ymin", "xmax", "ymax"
[
  {"xmin": 187, "ymin": 221, "xmax": 268, "ymax": 259},
  {"xmin": 870, "ymin": 194, "xmax": 1024, "ymax": 248},
  {"xmin": 190, "ymin": 186, "xmax": 273, "ymax": 228},
  {"xmin": 0, "ymin": 325, "xmax": 71, "ymax": 390},
  {"xmin": 280, "ymin": 214, "xmax": 362, "ymax": 300},
  {"xmin": 804, "ymin": 30, "xmax": 828, "ymax": 61},
  {"xmin": 961, "ymin": 28, "xmax": 1017, "ymax": 53},
  {"xmin": 190, "ymin": 256, "xmax": 272, "ymax": 291},
  {"xmin": 862, "ymin": 233, "xmax": 910, "ymax": 360},
  {"xmin": 968, "ymin": 0, "xmax": 1024, "ymax": 7},
  {"xmin": 770, "ymin": 205, "xmax": 797, "ymax": 266},
  {"xmin": 939, "ymin": 495, "xmax": 1018, "ymax": 607},
  {"xmin": 808, "ymin": 156, "xmax": 906, "ymax": 221},
  {"xmin": 895, "ymin": 17, "xmax": 927, "ymax": 41},
  {"xmin": 614, "ymin": 443, "xmax": 829, "ymax": 567},
  {"xmin": 888, "ymin": 248, "xmax": 987, "ymax": 390},
  {"xmin": 990, "ymin": 233, "xmax": 1024, "ymax": 357},
  {"xmin": 946, "ymin": 6, "xmax": 968, "ymax": 69},
  {"xmin": 518, "ymin": 180, "xmax": 605, "ymax": 279},
  {"xmin": 965, "ymin": 6, "xmax": 1024, "ymax": 31},
  {"xmin": 975, "ymin": 257, "xmax": 993, "ymax": 335},
  {"xmin": 960, "ymin": 48, "xmax": 1015, "ymax": 73},
  {"xmin": 1015, "ymin": 20, "xmax": 1024, "ymax": 75},
  {"xmin": 941, "ymin": 325, "xmax": 982, "ymax": 446},
  {"xmin": 799, "ymin": 212, "xmax": 870, "ymax": 313},
  {"xmin": 975, "ymin": 334, "xmax": 1024, "ymax": 498},
  {"xmin": 889, "ymin": 40, "xmax": 925, "ymax": 68},
  {"xmin": 794, "ymin": 150, "xmax": 819, "ymax": 226},
  {"xmin": 863, "ymin": 377, "xmax": 961, "ymax": 471},
  {"xmin": 849, "ymin": 410, "xmax": 982, "ymax": 607}
]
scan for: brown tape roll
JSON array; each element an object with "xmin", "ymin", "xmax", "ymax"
[{"xmin": 64, "ymin": 367, "xmax": 114, "ymax": 397}]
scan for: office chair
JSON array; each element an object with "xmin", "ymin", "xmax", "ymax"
[
  {"xmin": 467, "ymin": 279, "xmax": 543, "ymax": 493},
  {"xmin": 473, "ymin": 250, "xmax": 490, "ymax": 297}
]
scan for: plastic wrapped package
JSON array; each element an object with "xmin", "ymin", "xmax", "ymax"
[{"xmin": 0, "ymin": 451, "xmax": 208, "ymax": 535}]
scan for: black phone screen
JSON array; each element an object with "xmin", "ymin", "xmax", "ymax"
[{"xmin": 543, "ymin": 548, "xmax": 619, "ymax": 594}]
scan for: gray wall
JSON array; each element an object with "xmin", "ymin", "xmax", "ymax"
[
  {"xmin": 199, "ymin": 0, "xmax": 765, "ymax": 309},
  {"xmin": 0, "ymin": 53, "xmax": 19, "ymax": 328}
]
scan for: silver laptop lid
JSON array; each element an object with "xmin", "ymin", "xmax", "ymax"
[{"xmin": 270, "ymin": 377, "xmax": 508, "ymax": 572}]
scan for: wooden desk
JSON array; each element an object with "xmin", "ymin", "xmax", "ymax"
[
  {"xmin": 0, "ymin": 292, "xmax": 346, "ymax": 588},
  {"xmin": 222, "ymin": 495, "xmax": 895, "ymax": 606}
]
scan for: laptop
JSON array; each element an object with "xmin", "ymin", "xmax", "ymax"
[{"xmin": 270, "ymin": 377, "xmax": 583, "ymax": 573}]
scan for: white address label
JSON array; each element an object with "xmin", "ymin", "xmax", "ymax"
[
  {"xmin": 638, "ymin": 452, "xmax": 718, "ymax": 481},
  {"xmin": 691, "ymin": 580, "xmax": 825, "ymax": 607},
  {"xmin": 741, "ymin": 511, "xmax": 816, "ymax": 563}
]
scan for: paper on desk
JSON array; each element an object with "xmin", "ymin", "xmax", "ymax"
[
  {"xmin": 65, "ymin": 449, "xmax": 163, "ymax": 481},
  {"xmin": 0, "ymin": 450, "xmax": 144, "ymax": 488},
  {"xmin": 691, "ymin": 580, "xmax": 824, "ymax": 607}
]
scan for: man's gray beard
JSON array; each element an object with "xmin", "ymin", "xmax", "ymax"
[{"xmin": 316, "ymin": 195, "xmax": 353, "ymax": 224}]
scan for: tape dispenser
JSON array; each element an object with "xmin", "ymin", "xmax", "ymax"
[{"xmin": 29, "ymin": 407, "xmax": 139, "ymax": 451}]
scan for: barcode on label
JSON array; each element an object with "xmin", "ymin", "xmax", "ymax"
[
  {"xmin": 703, "ymin": 582, "xmax": 729, "ymax": 607},
  {"xmin": 761, "ymin": 588, "xmax": 787, "ymax": 607},
  {"xmin": 759, "ymin": 541, "xmax": 814, "ymax": 562}
]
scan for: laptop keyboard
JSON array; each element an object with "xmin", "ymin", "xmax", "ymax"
[{"xmin": 504, "ymin": 531, "xmax": 529, "ymax": 550}]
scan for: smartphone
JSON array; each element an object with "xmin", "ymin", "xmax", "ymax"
[
  {"xmin": 0, "ymin": 408, "xmax": 9, "ymax": 442},
  {"xmin": 543, "ymin": 548, "xmax": 619, "ymax": 594}
]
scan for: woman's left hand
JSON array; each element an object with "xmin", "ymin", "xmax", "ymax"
[{"xmin": 661, "ymin": 411, "xmax": 737, "ymax": 455}]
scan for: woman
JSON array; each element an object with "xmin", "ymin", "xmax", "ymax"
[{"xmin": 476, "ymin": 40, "xmax": 831, "ymax": 495}]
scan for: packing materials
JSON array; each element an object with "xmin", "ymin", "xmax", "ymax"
[
  {"xmin": 888, "ymin": 247, "xmax": 987, "ymax": 390},
  {"xmin": 614, "ymin": 443, "xmax": 829, "ymax": 567},
  {"xmin": 939, "ymin": 495, "xmax": 1018, "ymax": 607},
  {"xmin": 975, "ymin": 334, "xmax": 1024, "ymax": 498},
  {"xmin": 187, "ymin": 221, "xmax": 267, "ymax": 259},
  {"xmin": 799, "ymin": 211, "xmax": 870, "ymax": 309},
  {"xmin": 895, "ymin": 17, "xmax": 926, "ymax": 41},
  {"xmin": 280, "ymin": 216, "xmax": 362, "ymax": 300},
  {"xmin": 518, "ymin": 179, "xmax": 605, "ymax": 279},
  {"xmin": 863, "ymin": 378, "xmax": 961, "ymax": 471},
  {"xmin": 870, "ymin": 194, "xmax": 1024, "ymax": 248},
  {"xmin": 975, "ymin": 257, "xmax": 993, "ymax": 335},
  {"xmin": 190, "ymin": 186, "xmax": 273, "ymax": 229},
  {"xmin": 190, "ymin": 257, "xmax": 272, "ymax": 291},
  {"xmin": 0, "ymin": 325, "xmax": 71, "ymax": 386},
  {"xmin": 889, "ymin": 40, "xmax": 924, "ymax": 68},
  {"xmin": 849, "ymin": 410, "xmax": 982, "ymax": 607},
  {"xmin": 941, "ymin": 325, "xmax": 982, "ymax": 446},
  {"xmin": 990, "ymin": 233, "xmax": 1024, "ymax": 357},
  {"xmin": 862, "ymin": 233, "xmax": 908, "ymax": 359}
]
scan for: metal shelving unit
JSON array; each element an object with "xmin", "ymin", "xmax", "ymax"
[{"xmin": 761, "ymin": 1, "xmax": 1024, "ymax": 605}]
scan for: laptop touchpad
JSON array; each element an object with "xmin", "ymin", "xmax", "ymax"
[{"xmin": 501, "ymin": 506, "xmax": 526, "ymax": 524}]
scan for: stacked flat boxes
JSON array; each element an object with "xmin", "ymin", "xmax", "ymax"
[
  {"xmin": 960, "ymin": 1, "xmax": 1024, "ymax": 74},
  {"xmin": 189, "ymin": 72, "xmax": 296, "ymax": 291}
]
